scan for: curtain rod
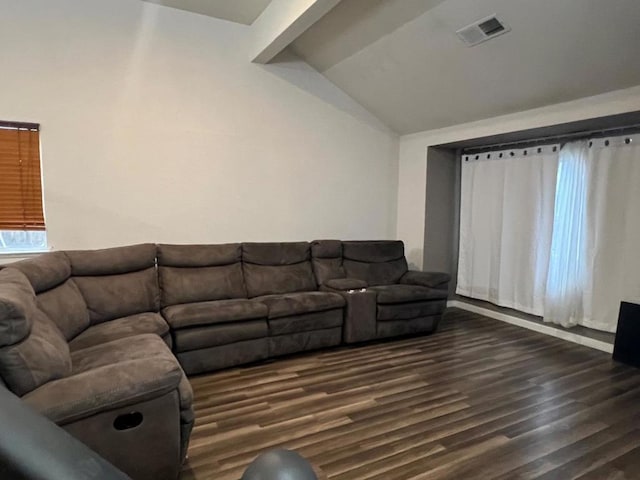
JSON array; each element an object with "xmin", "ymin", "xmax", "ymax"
[{"xmin": 463, "ymin": 122, "xmax": 640, "ymax": 154}]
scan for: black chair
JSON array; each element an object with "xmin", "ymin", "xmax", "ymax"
[{"xmin": 0, "ymin": 385, "xmax": 131, "ymax": 480}]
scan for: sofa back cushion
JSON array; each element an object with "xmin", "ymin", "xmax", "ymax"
[
  {"xmin": 310, "ymin": 240, "xmax": 345, "ymax": 286},
  {"xmin": 0, "ymin": 269, "xmax": 35, "ymax": 347},
  {"xmin": 157, "ymin": 244, "xmax": 246, "ymax": 307},
  {"xmin": 342, "ymin": 241, "xmax": 408, "ymax": 286},
  {"xmin": 67, "ymin": 244, "xmax": 160, "ymax": 324},
  {"xmin": 0, "ymin": 268, "xmax": 71, "ymax": 396},
  {"xmin": 11, "ymin": 252, "xmax": 71, "ymax": 293},
  {"xmin": 12, "ymin": 253, "xmax": 91, "ymax": 341},
  {"xmin": 242, "ymin": 242, "xmax": 316, "ymax": 297},
  {"xmin": 36, "ymin": 281, "xmax": 90, "ymax": 340}
]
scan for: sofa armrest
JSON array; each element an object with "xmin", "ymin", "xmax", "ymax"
[
  {"xmin": 400, "ymin": 271, "xmax": 451, "ymax": 289},
  {"xmin": 22, "ymin": 357, "xmax": 183, "ymax": 425},
  {"xmin": 324, "ymin": 278, "xmax": 368, "ymax": 291}
]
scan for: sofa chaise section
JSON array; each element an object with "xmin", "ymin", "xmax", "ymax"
[
  {"xmin": 242, "ymin": 242, "xmax": 345, "ymax": 357},
  {"xmin": 158, "ymin": 243, "xmax": 269, "ymax": 375}
]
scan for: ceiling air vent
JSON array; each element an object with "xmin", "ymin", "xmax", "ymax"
[{"xmin": 456, "ymin": 15, "xmax": 510, "ymax": 47}]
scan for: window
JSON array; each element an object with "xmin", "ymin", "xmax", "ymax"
[
  {"xmin": 458, "ymin": 132, "xmax": 640, "ymax": 332},
  {"xmin": 0, "ymin": 121, "xmax": 47, "ymax": 254}
]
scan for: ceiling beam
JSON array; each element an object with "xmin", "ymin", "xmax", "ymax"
[{"xmin": 251, "ymin": 0, "xmax": 341, "ymax": 64}]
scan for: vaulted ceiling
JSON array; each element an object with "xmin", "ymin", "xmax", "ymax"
[
  {"xmin": 291, "ymin": 0, "xmax": 640, "ymax": 134},
  {"xmin": 141, "ymin": 0, "xmax": 271, "ymax": 25},
  {"xmin": 141, "ymin": 0, "xmax": 640, "ymax": 135}
]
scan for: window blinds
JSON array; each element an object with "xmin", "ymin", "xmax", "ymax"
[{"xmin": 0, "ymin": 124, "xmax": 45, "ymax": 230}]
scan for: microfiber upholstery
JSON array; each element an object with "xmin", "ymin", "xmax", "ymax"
[
  {"xmin": 11, "ymin": 252, "xmax": 71, "ymax": 293},
  {"xmin": 157, "ymin": 243, "xmax": 240, "ymax": 267},
  {"xmin": 12, "ymin": 254, "xmax": 91, "ymax": 342},
  {"xmin": 65, "ymin": 244, "xmax": 160, "ymax": 325},
  {"xmin": 368, "ymin": 284, "xmax": 448, "ymax": 304},
  {"xmin": 253, "ymin": 292, "xmax": 345, "ymax": 319},
  {"xmin": 162, "ymin": 299, "xmax": 268, "ymax": 329},
  {"xmin": 69, "ymin": 312, "xmax": 170, "ymax": 351},
  {"xmin": 324, "ymin": 278, "xmax": 368, "ymax": 290},
  {"xmin": 25, "ymin": 334, "xmax": 192, "ymax": 425},
  {"xmin": 73, "ymin": 269, "xmax": 160, "ymax": 324},
  {"xmin": 1, "ymin": 247, "xmax": 197, "ymax": 480},
  {"xmin": 157, "ymin": 244, "xmax": 246, "ymax": 307},
  {"xmin": 173, "ymin": 320, "xmax": 267, "ymax": 352},
  {"xmin": 268, "ymin": 310, "xmax": 343, "ymax": 336},
  {"xmin": 70, "ymin": 334, "xmax": 177, "ymax": 375},
  {"xmin": 242, "ymin": 242, "xmax": 317, "ymax": 297},
  {"xmin": 160, "ymin": 264, "xmax": 245, "ymax": 306},
  {"xmin": 400, "ymin": 271, "xmax": 451, "ymax": 289},
  {"xmin": 342, "ymin": 241, "xmax": 408, "ymax": 286},
  {"xmin": 0, "ymin": 240, "xmax": 449, "ymax": 478},
  {"xmin": 377, "ymin": 301, "xmax": 446, "ymax": 321},
  {"xmin": 66, "ymin": 244, "xmax": 157, "ymax": 276},
  {"xmin": 0, "ymin": 269, "xmax": 72, "ymax": 396},
  {"xmin": 311, "ymin": 240, "xmax": 345, "ymax": 286},
  {"xmin": 0, "ymin": 269, "xmax": 35, "ymax": 347},
  {"xmin": 61, "ymin": 333, "xmax": 193, "ymax": 466},
  {"xmin": 36, "ymin": 281, "xmax": 90, "ymax": 341},
  {"xmin": 66, "ymin": 245, "xmax": 160, "ymax": 325},
  {"xmin": 242, "ymin": 242, "xmax": 310, "ymax": 265}
]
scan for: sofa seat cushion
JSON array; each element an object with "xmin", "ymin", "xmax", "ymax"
[
  {"xmin": 27, "ymin": 334, "xmax": 193, "ymax": 425},
  {"xmin": 71, "ymin": 333, "xmax": 194, "ymax": 424},
  {"xmin": 173, "ymin": 320, "xmax": 267, "ymax": 352},
  {"xmin": 71, "ymin": 333, "xmax": 173, "ymax": 373},
  {"xmin": 254, "ymin": 292, "xmax": 345, "ymax": 319},
  {"xmin": 268, "ymin": 310, "xmax": 343, "ymax": 336},
  {"xmin": 68, "ymin": 312, "xmax": 169, "ymax": 352},
  {"xmin": 369, "ymin": 284, "xmax": 448, "ymax": 304},
  {"xmin": 162, "ymin": 299, "xmax": 268, "ymax": 329}
]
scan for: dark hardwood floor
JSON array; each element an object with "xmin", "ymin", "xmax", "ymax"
[{"xmin": 180, "ymin": 308, "xmax": 640, "ymax": 480}]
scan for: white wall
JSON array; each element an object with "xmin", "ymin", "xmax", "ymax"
[
  {"xmin": 0, "ymin": 0, "xmax": 398, "ymax": 251},
  {"xmin": 398, "ymin": 85, "xmax": 640, "ymax": 269}
]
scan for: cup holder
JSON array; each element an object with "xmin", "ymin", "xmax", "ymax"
[{"xmin": 113, "ymin": 412, "xmax": 144, "ymax": 431}]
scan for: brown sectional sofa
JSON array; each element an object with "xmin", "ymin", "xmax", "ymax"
[{"xmin": 0, "ymin": 239, "xmax": 449, "ymax": 480}]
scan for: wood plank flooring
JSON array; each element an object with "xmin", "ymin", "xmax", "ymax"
[{"xmin": 180, "ymin": 308, "xmax": 640, "ymax": 480}]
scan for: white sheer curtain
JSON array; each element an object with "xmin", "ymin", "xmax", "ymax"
[
  {"xmin": 457, "ymin": 146, "xmax": 559, "ymax": 315},
  {"xmin": 543, "ymin": 135, "xmax": 640, "ymax": 331},
  {"xmin": 544, "ymin": 141, "xmax": 590, "ymax": 327},
  {"xmin": 581, "ymin": 135, "xmax": 640, "ymax": 331},
  {"xmin": 458, "ymin": 133, "xmax": 640, "ymax": 332}
]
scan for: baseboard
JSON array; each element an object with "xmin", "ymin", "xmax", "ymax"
[{"xmin": 447, "ymin": 300, "xmax": 614, "ymax": 354}]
